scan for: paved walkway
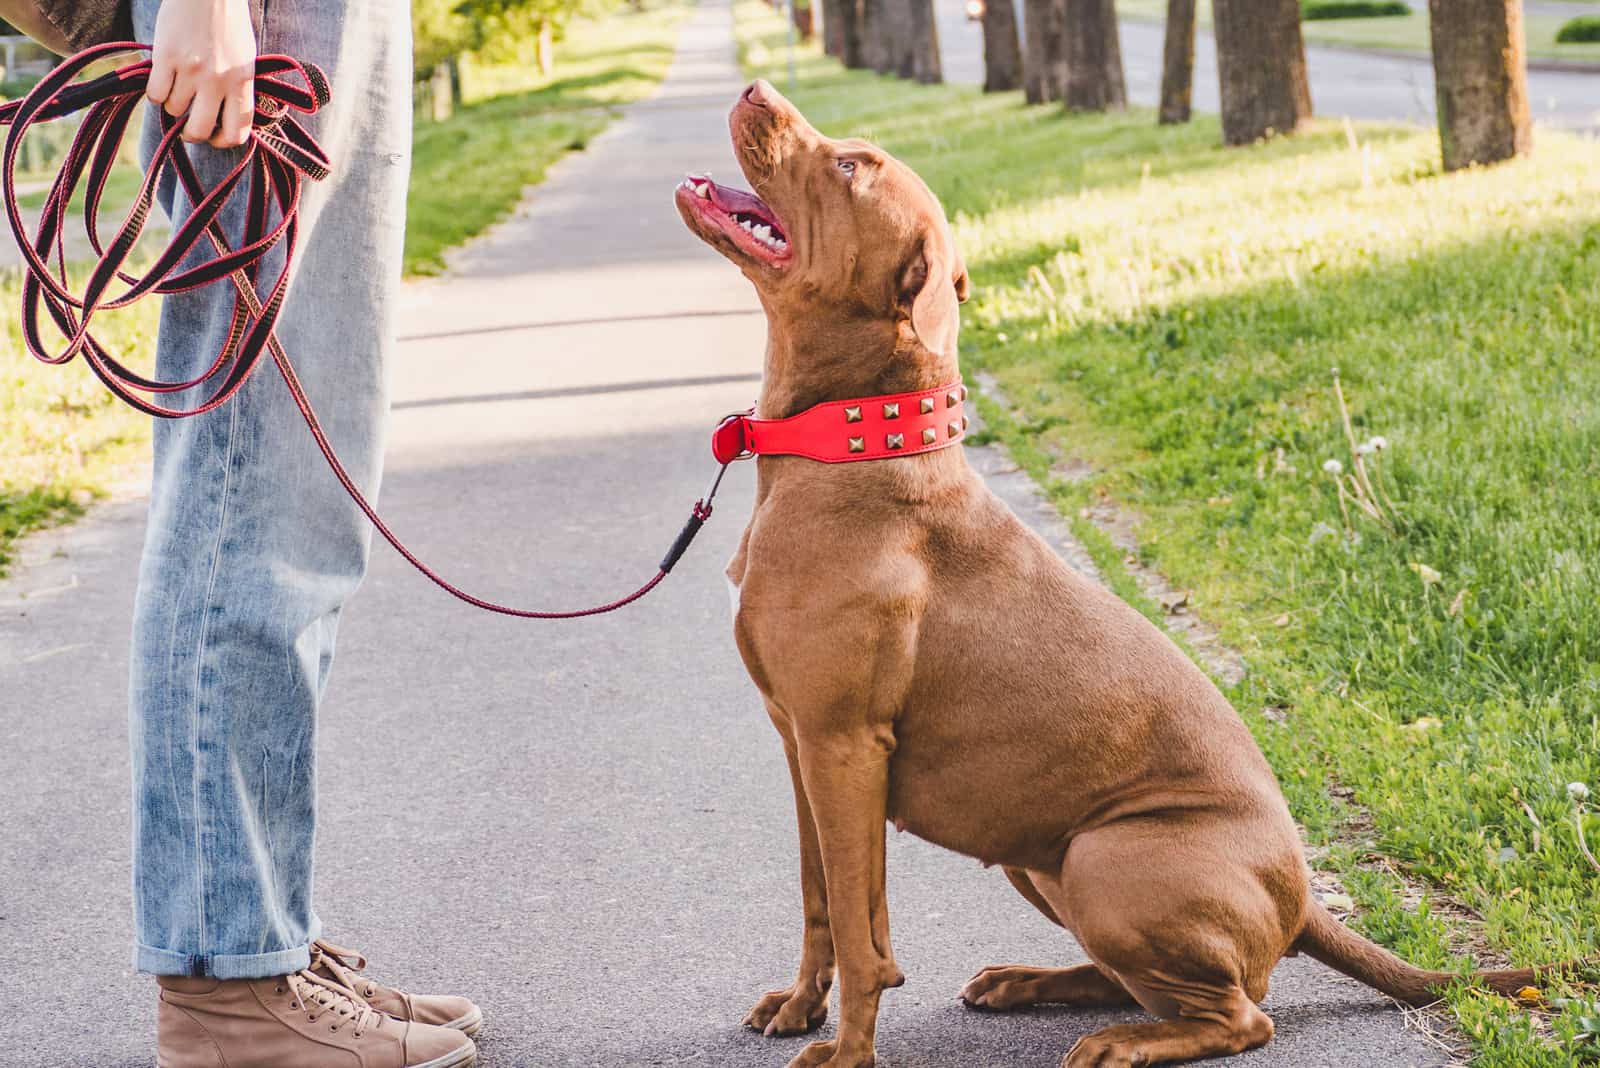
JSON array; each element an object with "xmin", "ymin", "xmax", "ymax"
[
  {"xmin": 933, "ymin": 0, "xmax": 1600, "ymax": 132},
  {"xmin": 1, "ymin": 4, "xmax": 1450, "ymax": 1065}
]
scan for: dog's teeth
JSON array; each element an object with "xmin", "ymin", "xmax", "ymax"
[
  {"xmin": 696, "ymin": 183, "xmax": 711, "ymax": 199},
  {"xmin": 753, "ymin": 224, "xmax": 771, "ymax": 241}
]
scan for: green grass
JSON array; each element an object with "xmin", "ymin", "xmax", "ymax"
[
  {"xmin": 738, "ymin": 2, "xmax": 1600, "ymax": 1063},
  {"xmin": 404, "ymin": 1, "xmax": 690, "ymax": 274},
  {"xmin": 0, "ymin": 2, "xmax": 690, "ymax": 570},
  {"xmin": 1118, "ymin": 0, "xmax": 1600, "ymax": 64},
  {"xmin": 0, "ymin": 268, "xmax": 157, "ymax": 571}
]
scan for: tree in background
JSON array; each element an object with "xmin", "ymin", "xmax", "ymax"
[
  {"xmin": 1064, "ymin": 0, "xmax": 1125, "ymax": 111},
  {"xmin": 1428, "ymin": 0, "xmax": 1531, "ymax": 170},
  {"xmin": 414, "ymin": 0, "xmax": 475, "ymax": 90},
  {"xmin": 823, "ymin": 0, "xmax": 868, "ymax": 66},
  {"xmin": 1158, "ymin": 0, "xmax": 1196, "ymax": 123},
  {"xmin": 861, "ymin": 0, "xmax": 894, "ymax": 71},
  {"xmin": 1023, "ymin": 0, "xmax": 1067, "ymax": 104},
  {"xmin": 1212, "ymin": 0, "xmax": 1311, "ymax": 144},
  {"xmin": 906, "ymin": 0, "xmax": 943, "ymax": 83},
  {"xmin": 980, "ymin": 0, "xmax": 1024, "ymax": 92}
]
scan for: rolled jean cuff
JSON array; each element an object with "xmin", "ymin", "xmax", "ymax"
[{"xmin": 134, "ymin": 917, "xmax": 321, "ymax": 978}]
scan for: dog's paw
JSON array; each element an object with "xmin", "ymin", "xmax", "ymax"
[
  {"xmin": 960, "ymin": 965, "xmax": 1041, "ymax": 1012},
  {"xmin": 1061, "ymin": 1033, "xmax": 1137, "ymax": 1068},
  {"xmin": 785, "ymin": 1039, "xmax": 875, "ymax": 1068},
  {"xmin": 743, "ymin": 983, "xmax": 830, "ymax": 1037}
]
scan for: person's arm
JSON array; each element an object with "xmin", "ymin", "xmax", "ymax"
[{"xmin": 145, "ymin": 0, "xmax": 256, "ymax": 148}]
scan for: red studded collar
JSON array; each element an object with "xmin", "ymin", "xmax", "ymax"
[{"xmin": 711, "ymin": 380, "xmax": 968, "ymax": 465}]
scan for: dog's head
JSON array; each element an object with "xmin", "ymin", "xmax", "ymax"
[{"xmin": 675, "ymin": 80, "xmax": 969, "ymax": 362}]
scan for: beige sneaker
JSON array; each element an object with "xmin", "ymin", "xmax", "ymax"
[
  {"xmin": 157, "ymin": 969, "xmax": 476, "ymax": 1068},
  {"xmin": 311, "ymin": 940, "xmax": 484, "ymax": 1037}
]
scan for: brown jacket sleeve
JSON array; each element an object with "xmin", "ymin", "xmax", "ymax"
[{"xmin": 10, "ymin": 0, "xmax": 265, "ymax": 56}]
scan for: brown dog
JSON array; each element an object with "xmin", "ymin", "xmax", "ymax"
[{"xmin": 675, "ymin": 79, "xmax": 1548, "ymax": 1068}]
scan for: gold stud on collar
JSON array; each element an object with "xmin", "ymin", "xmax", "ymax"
[
  {"xmin": 922, "ymin": 427, "xmax": 937, "ymax": 445},
  {"xmin": 961, "ymin": 416, "xmax": 969, "ymax": 430},
  {"xmin": 848, "ymin": 436, "xmax": 865, "ymax": 453},
  {"xmin": 886, "ymin": 433, "xmax": 904, "ymax": 450},
  {"xmin": 946, "ymin": 390, "xmax": 960, "ymax": 408},
  {"xmin": 883, "ymin": 402, "xmax": 900, "ymax": 419},
  {"xmin": 844, "ymin": 405, "xmax": 862, "ymax": 423},
  {"xmin": 948, "ymin": 421, "xmax": 961, "ymax": 438},
  {"xmin": 919, "ymin": 396, "xmax": 935, "ymax": 415}
]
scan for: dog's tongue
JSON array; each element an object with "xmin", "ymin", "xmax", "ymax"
[{"xmin": 709, "ymin": 181, "xmax": 780, "ymax": 229}]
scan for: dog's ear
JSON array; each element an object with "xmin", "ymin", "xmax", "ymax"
[{"xmin": 900, "ymin": 238, "xmax": 966, "ymax": 355}]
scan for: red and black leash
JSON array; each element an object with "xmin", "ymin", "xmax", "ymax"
[{"xmin": 0, "ymin": 45, "xmax": 726, "ymax": 619}]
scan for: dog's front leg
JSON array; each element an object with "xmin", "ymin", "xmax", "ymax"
[
  {"xmin": 745, "ymin": 727, "xmax": 836, "ymax": 1037},
  {"xmin": 787, "ymin": 724, "xmax": 902, "ymax": 1068}
]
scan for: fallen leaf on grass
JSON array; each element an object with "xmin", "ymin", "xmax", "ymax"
[
  {"xmin": 1402, "ymin": 716, "xmax": 1443, "ymax": 732},
  {"xmin": 1448, "ymin": 588, "xmax": 1468, "ymax": 617},
  {"xmin": 1274, "ymin": 613, "xmax": 1291, "ymax": 627},
  {"xmin": 1160, "ymin": 591, "xmax": 1190, "ymax": 615},
  {"xmin": 1320, "ymin": 892, "xmax": 1355, "ymax": 911},
  {"xmin": 1515, "ymin": 986, "xmax": 1542, "ymax": 1005},
  {"xmin": 1409, "ymin": 561, "xmax": 1442, "ymax": 585}
]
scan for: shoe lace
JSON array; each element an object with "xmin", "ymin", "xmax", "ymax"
[
  {"xmin": 309, "ymin": 939, "xmax": 380, "ymax": 1001},
  {"xmin": 279, "ymin": 967, "xmax": 382, "ymax": 1038}
]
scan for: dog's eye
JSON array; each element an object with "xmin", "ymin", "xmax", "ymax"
[{"xmin": 836, "ymin": 159, "xmax": 856, "ymax": 177}]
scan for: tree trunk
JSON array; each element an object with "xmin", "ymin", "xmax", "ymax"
[
  {"xmin": 822, "ymin": 0, "xmax": 846, "ymax": 55},
  {"xmin": 535, "ymin": 20, "xmax": 554, "ymax": 76},
  {"xmin": 981, "ymin": 0, "xmax": 1024, "ymax": 92},
  {"xmin": 908, "ymin": 0, "xmax": 943, "ymax": 83},
  {"xmin": 829, "ymin": 0, "xmax": 869, "ymax": 65},
  {"xmin": 886, "ymin": 0, "xmax": 917, "ymax": 77},
  {"xmin": 861, "ymin": 0, "xmax": 895, "ymax": 72},
  {"xmin": 1428, "ymin": 0, "xmax": 1531, "ymax": 170},
  {"xmin": 794, "ymin": 2, "xmax": 816, "ymax": 41},
  {"xmin": 1212, "ymin": 0, "xmax": 1311, "ymax": 145},
  {"xmin": 1158, "ymin": 0, "xmax": 1196, "ymax": 123},
  {"xmin": 1023, "ymin": 0, "xmax": 1067, "ymax": 103},
  {"xmin": 1064, "ymin": 0, "xmax": 1126, "ymax": 111}
]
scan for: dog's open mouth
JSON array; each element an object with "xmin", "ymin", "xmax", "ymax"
[{"xmin": 677, "ymin": 174, "xmax": 791, "ymax": 266}]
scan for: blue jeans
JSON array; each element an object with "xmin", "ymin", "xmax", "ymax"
[{"xmin": 129, "ymin": 0, "xmax": 412, "ymax": 979}]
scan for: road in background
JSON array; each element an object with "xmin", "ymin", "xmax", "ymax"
[{"xmin": 934, "ymin": 0, "xmax": 1600, "ymax": 132}]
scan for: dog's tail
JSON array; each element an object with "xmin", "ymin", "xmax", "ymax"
[{"xmin": 1294, "ymin": 899, "xmax": 1568, "ymax": 1006}]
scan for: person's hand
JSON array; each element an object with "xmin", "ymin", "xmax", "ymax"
[{"xmin": 146, "ymin": 0, "xmax": 257, "ymax": 149}]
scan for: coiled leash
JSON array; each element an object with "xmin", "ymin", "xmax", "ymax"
[{"xmin": 0, "ymin": 44, "xmax": 724, "ymax": 619}]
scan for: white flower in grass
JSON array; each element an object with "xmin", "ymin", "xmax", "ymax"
[
  {"xmin": 1356, "ymin": 442, "xmax": 1376, "ymax": 457},
  {"xmin": 1369, "ymin": 436, "xmax": 1388, "ymax": 451},
  {"xmin": 1323, "ymin": 459, "xmax": 1343, "ymax": 476},
  {"xmin": 1569, "ymin": 782, "xmax": 1591, "ymax": 803}
]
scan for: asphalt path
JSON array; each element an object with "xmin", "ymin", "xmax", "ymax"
[
  {"xmin": 933, "ymin": 0, "xmax": 1600, "ymax": 132},
  {"xmin": 2, "ymin": 4, "xmax": 1451, "ymax": 1065}
]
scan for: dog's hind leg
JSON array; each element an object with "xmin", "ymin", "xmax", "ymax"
[
  {"xmin": 744, "ymin": 724, "xmax": 836, "ymax": 1038},
  {"xmin": 961, "ymin": 867, "xmax": 1139, "ymax": 1012},
  {"xmin": 962, "ymin": 963, "xmax": 1138, "ymax": 1012},
  {"xmin": 1041, "ymin": 821, "xmax": 1294, "ymax": 1066}
]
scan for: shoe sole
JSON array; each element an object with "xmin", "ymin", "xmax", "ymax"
[
  {"xmin": 416, "ymin": 1043, "xmax": 477, "ymax": 1068},
  {"xmin": 443, "ymin": 1005, "xmax": 484, "ymax": 1038}
]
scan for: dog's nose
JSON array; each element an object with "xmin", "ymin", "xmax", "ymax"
[{"xmin": 742, "ymin": 80, "xmax": 773, "ymax": 109}]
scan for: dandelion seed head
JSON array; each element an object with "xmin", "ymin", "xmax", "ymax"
[
  {"xmin": 1356, "ymin": 442, "xmax": 1376, "ymax": 456},
  {"xmin": 1370, "ymin": 436, "xmax": 1388, "ymax": 451},
  {"xmin": 1569, "ymin": 781, "xmax": 1591, "ymax": 802},
  {"xmin": 1323, "ymin": 459, "xmax": 1343, "ymax": 476}
]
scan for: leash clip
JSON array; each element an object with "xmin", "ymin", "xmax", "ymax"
[{"xmin": 711, "ymin": 406, "xmax": 757, "ymax": 465}]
